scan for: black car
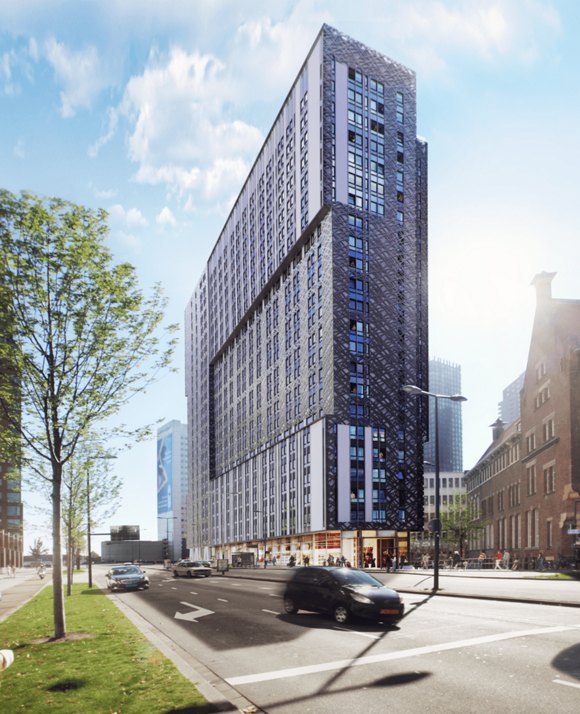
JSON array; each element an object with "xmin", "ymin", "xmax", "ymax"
[
  {"xmin": 105, "ymin": 565, "xmax": 150, "ymax": 591},
  {"xmin": 283, "ymin": 566, "xmax": 404, "ymax": 624}
]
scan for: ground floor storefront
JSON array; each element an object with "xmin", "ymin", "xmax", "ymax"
[{"xmin": 209, "ymin": 529, "xmax": 411, "ymax": 569}]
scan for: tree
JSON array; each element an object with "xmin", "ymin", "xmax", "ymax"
[
  {"xmin": 61, "ymin": 445, "xmax": 122, "ymax": 595},
  {"xmin": 29, "ymin": 536, "xmax": 49, "ymax": 564},
  {"xmin": 0, "ymin": 190, "xmax": 177, "ymax": 639},
  {"xmin": 439, "ymin": 493, "xmax": 486, "ymax": 556}
]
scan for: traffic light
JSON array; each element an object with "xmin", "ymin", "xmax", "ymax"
[{"xmin": 162, "ymin": 538, "xmax": 169, "ymax": 558}]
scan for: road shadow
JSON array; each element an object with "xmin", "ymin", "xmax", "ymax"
[{"xmin": 552, "ymin": 643, "xmax": 580, "ymax": 680}]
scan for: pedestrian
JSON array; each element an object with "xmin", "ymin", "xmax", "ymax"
[
  {"xmin": 537, "ymin": 552, "xmax": 545, "ymax": 571},
  {"xmin": 452, "ymin": 551, "xmax": 461, "ymax": 569},
  {"xmin": 303, "ymin": 555, "xmax": 309, "ymax": 566},
  {"xmin": 385, "ymin": 551, "xmax": 393, "ymax": 573},
  {"xmin": 502, "ymin": 550, "xmax": 510, "ymax": 569},
  {"xmin": 272, "ymin": 555, "xmax": 277, "ymax": 566},
  {"xmin": 494, "ymin": 550, "xmax": 503, "ymax": 570},
  {"xmin": 478, "ymin": 550, "xmax": 486, "ymax": 569},
  {"xmin": 421, "ymin": 553, "xmax": 430, "ymax": 569}
]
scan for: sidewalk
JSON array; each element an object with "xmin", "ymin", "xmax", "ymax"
[{"xmin": 0, "ymin": 569, "xmax": 50, "ymax": 623}]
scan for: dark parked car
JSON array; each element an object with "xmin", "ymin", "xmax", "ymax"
[
  {"xmin": 172, "ymin": 560, "xmax": 212, "ymax": 578},
  {"xmin": 283, "ymin": 566, "xmax": 404, "ymax": 624},
  {"xmin": 106, "ymin": 565, "xmax": 150, "ymax": 591}
]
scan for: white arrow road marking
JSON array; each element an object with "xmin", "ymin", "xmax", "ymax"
[
  {"xmin": 261, "ymin": 609, "xmax": 280, "ymax": 615},
  {"xmin": 174, "ymin": 601, "xmax": 215, "ymax": 623},
  {"xmin": 217, "ymin": 598, "xmax": 228, "ymax": 602}
]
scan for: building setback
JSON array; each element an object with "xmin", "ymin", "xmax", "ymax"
[
  {"xmin": 465, "ymin": 273, "xmax": 580, "ymax": 567},
  {"xmin": 185, "ymin": 25, "xmax": 428, "ymax": 567}
]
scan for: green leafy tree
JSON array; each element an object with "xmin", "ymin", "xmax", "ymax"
[
  {"xmin": 62, "ymin": 445, "xmax": 121, "ymax": 595},
  {"xmin": 28, "ymin": 536, "xmax": 49, "ymax": 564},
  {"xmin": 0, "ymin": 190, "xmax": 177, "ymax": 638},
  {"xmin": 440, "ymin": 493, "xmax": 486, "ymax": 556}
]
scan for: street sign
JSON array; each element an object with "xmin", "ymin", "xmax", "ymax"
[{"xmin": 567, "ymin": 528, "xmax": 580, "ymax": 535}]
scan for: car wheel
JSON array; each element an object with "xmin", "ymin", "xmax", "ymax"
[
  {"xmin": 187, "ymin": 570, "xmax": 194, "ymax": 578},
  {"xmin": 173, "ymin": 571, "xmax": 179, "ymax": 578},
  {"xmin": 204, "ymin": 573, "xmax": 210, "ymax": 578},
  {"xmin": 333, "ymin": 604, "xmax": 350, "ymax": 624},
  {"xmin": 284, "ymin": 596, "xmax": 298, "ymax": 614}
]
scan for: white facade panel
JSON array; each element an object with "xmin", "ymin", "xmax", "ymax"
[
  {"xmin": 337, "ymin": 423, "xmax": 351, "ymax": 521},
  {"xmin": 310, "ymin": 419, "xmax": 326, "ymax": 531}
]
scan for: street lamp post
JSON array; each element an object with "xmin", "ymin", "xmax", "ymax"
[
  {"xmin": 158, "ymin": 516, "xmax": 177, "ymax": 562},
  {"xmin": 86, "ymin": 453, "xmax": 116, "ymax": 589},
  {"xmin": 87, "ymin": 469, "xmax": 93, "ymax": 588},
  {"xmin": 402, "ymin": 384, "xmax": 467, "ymax": 592}
]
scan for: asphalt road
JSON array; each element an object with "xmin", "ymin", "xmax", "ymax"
[{"xmin": 99, "ymin": 566, "xmax": 580, "ymax": 714}]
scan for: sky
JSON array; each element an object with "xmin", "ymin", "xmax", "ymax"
[{"xmin": 2, "ymin": 0, "xmax": 580, "ymax": 553}]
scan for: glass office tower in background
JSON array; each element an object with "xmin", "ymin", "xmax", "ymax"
[
  {"xmin": 423, "ymin": 358, "xmax": 463, "ymax": 473},
  {"xmin": 185, "ymin": 25, "xmax": 428, "ymax": 567}
]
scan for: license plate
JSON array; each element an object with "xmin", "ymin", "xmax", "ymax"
[{"xmin": 380, "ymin": 608, "xmax": 400, "ymax": 615}]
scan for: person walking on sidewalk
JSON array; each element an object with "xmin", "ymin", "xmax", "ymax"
[
  {"xmin": 502, "ymin": 550, "xmax": 510, "ymax": 569},
  {"xmin": 494, "ymin": 550, "xmax": 504, "ymax": 570}
]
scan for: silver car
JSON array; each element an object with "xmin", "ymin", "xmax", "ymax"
[
  {"xmin": 172, "ymin": 559, "xmax": 212, "ymax": 578},
  {"xmin": 106, "ymin": 565, "xmax": 150, "ymax": 591}
]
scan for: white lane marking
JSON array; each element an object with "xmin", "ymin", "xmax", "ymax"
[
  {"xmin": 262, "ymin": 609, "xmax": 280, "ymax": 615},
  {"xmin": 554, "ymin": 679, "xmax": 580, "ymax": 690},
  {"xmin": 189, "ymin": 592, "xmax": 198, "ymax": 595},
  {"xmin": 174, "ymin": 602, "xmax": 215, "ymax": 623},
  {"xmin": 226, "ymin": 624, "xmax": 579, "ymax": 686},
  {"xmin": 217, "ymin": 598, "xmax": 228, "ymax": 602},
  {"xmin": 333, "ymin": 626, "xmax": 380, "ymax": 640},
  {"xmin": 269, "ymin": 594, "xmax": 282, "ymax": 598},
  {"xmin": 260, "ymin": 586, "xmax": 273, "ymax": 590}
]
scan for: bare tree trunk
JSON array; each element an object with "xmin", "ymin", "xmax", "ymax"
[{"xmin": 52, "ymin": 464, "xmax": 66, "ymax": 638}]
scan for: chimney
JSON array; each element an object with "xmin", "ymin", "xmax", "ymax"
[
  {"xmin": 490, "ymin": 418, "xmax": 504, "ymax": 442},
  {"xmin": 531, "ymin": 271, "xmax": 556, "ymax": 305}
]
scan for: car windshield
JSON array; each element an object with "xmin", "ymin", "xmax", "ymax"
[
  {"xmin": 113, "ymin": 566, "xmax": 141, "ymax": 575},
  {"xmin": 332, "ymin": 568, "xmax": 382, "ymax": 587}
]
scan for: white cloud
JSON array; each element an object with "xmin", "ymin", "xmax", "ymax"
[
  {"xmin": 156, "ymin": 206, "xmax": 176, "ymax": 227},
  {"xmin": 89, "ymin": 107, "xmax": 119, "ymax": 158},
  {"xmin": 366, "ymin": 0, "xmax": 561, "ymax": 76},
  {"xmin": 120, "ymin": 45, "xmax": 263, "ymax": 203},
  {"xmin": 13, "ymin": 138, "xmax": 25, "ymax": 159},
  {"xmin": 108, "ymin": 204, "xmax": 148, "ymax": 228},
  {"xmin": 44, "ymin": 37, "xmax": 107, "ymax": 117}
]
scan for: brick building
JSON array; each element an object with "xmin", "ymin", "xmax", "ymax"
[{"xmin": 465, "ymin": 272, "xmax": 580, "ymax": 567}]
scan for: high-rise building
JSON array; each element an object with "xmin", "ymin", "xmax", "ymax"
[
  {"xmin": 185, "ymin": 25, "xmax": 428, "ymax": 567},
  {"xmin": 157, "ymin": 420, "xmax": 188, "ymax": 560},
  {"xmin": 465, "ymin": 273, "xmax": 580, "ymax": 566},
  {"xmin": 498, "ymin": 372, "xmax": 525, "ymax": 426},
  {"xmin": 423, "ymin": 358, "xmax": 463, "ymax": 473}
]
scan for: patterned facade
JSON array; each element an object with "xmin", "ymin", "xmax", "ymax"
[
  {"xmin": 185, "ymin": 25, "xmax": 428, "ymax": 565},
  {"xmin": 465, "ymin": 273, "xmax": 580, "ymax": 566}
]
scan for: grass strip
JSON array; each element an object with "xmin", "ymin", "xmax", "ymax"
[{"xmin": 0, "ymin": 583, "xmax": 211, "ymax": 713}]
